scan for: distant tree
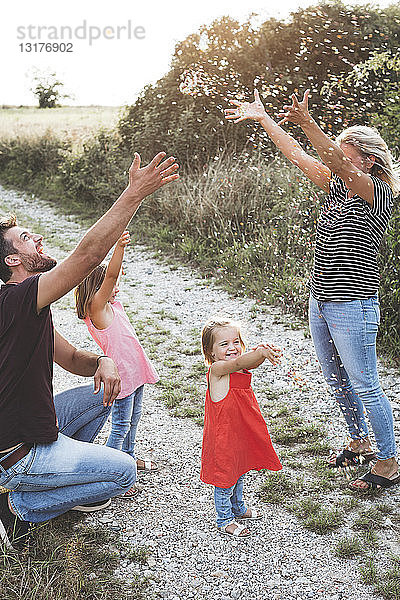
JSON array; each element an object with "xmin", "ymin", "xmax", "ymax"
[{"xmin": 30, "ymin": 71, "xmax": 69, "ymax": 108}]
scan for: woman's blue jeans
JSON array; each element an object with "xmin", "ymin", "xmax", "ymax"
[
  {"xmin": 105, "ymin": 385, "xmax": 143, "ymax": 459},
  {"xmin": 309, "ymin": 294, "xmax": 396, "ymax": 460},
  {"xmin": 214, "ymin": 474, "xmax": 247, "ymax": 528},
  {"xmin": 0, "ymin": 385, "xmax": 137, "ymax": 523}
]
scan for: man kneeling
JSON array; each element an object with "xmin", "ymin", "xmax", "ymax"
[{"xmin": 0, "ymin": 152, "xmax": 179, "ymax": 550}]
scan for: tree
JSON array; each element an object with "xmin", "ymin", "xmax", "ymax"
[
  {"xmin": 118, "ymin": 1, "xmax": 400, "ymax": 169},
  {"xmin": 323, "ymin": 50, "xmax": 400, "ymax": 148},
  {"xmin": 30, "ymin": 71, "xmax": 69, "ymax": 108}
]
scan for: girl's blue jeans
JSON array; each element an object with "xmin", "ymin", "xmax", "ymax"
[
  {"xmin": 309, "ymin": 294, "xmax": 396, "ymax": 460},
  {"xmin": 105, "ymin": 385, "xmax": 144, "ymax": 459},
  {"xmin": 214, "ymin": 474, "xmax": 247, "ymax": 528},
  {"xmin": 0, "ymin": 385, "xmax": 137, "ymax": 523}
]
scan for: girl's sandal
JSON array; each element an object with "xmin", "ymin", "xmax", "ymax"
[
  {"xmin": 119, "ymin": 485, "xmax": 139, "ymax": 499},
  {"xmin": 236, "ymin": 507, "xmax": 262, "ymax": 521},
  {"xmin": 137, "ymin": 459, "xmax": 158, "ymax": 472},
  {"xmin": 217, "ymin": 521, "xmax": 252, "ymax": 538}
]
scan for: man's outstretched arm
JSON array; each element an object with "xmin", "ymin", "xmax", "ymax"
[
  {"xmin": 54, "ymin": 329, "xmax": 121, "ymax": 406},
  {"xmin": 38, "ymin": 152, "xmax": 179, "ymax": 311}
]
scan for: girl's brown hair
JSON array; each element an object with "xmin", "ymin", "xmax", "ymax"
[
  {"xmin": 74, "ymin": 264, "xmax": 107, "ymax": 319},
  {"xmin": 201, "ymin": 317, "xmax": 246, "ymax": 366}
]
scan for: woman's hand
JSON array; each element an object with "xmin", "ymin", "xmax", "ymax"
[
  {"xmin": 277, "ymin": 89, "xmax": 313, "ymax": 127},
  {"xmin": 225, "ymin": 90, "xmax": 268, "ymax": 123},
  {"xmin": 117, "ymin": 231, "xmax": 131, "ymax": 248}
]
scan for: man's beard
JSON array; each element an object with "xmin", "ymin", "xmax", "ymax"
[{"xmin": 19, "ymin": 251, "xmax": 57, "ymax": 273}]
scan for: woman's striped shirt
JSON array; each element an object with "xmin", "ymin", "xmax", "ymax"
[{"xmin": 310, "ymin": 174, "xmax": 393, "ymax": 301}]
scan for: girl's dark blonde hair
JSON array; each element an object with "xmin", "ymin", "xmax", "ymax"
[
  {"xmin": 201, "ymin": 317, "xmax": 246, "ymax": 366},
  {"xmin": 75, "ymin": 264, "xmax": 107, "ymax": 319}
]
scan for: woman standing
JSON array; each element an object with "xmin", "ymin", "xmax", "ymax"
[{"xmin": 225, "ymin": 89, "xmax": 399, "ymax": 490}]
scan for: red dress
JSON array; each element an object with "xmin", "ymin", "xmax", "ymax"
[{"xmin": 200, "ymin": 370, "xmax": 282, "ymax": 488}]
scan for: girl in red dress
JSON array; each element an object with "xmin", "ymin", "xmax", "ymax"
[{"xmin": 200, "ymin": 317, "xmax": 282, "ymax": 538}]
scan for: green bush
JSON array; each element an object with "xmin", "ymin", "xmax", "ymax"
[
  {"xmin": 0, "ymin": 134, "xmax": 69, "ymax": 185},
  {"xmin": 378, "ymin": 205, "xmax": 400, "ymax": 359},
  {"xmin": 59, "ymin": 131, "xmax": 130, "ymax": 210}
]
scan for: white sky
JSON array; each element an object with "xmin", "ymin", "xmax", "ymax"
[{"xmin": 0, "ymin": 0, "xmax": 394, "ymax": 106}]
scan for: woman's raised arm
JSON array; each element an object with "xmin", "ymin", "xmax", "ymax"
[
  {"xmin": 225, "ymin": 90, "xmax": 330, "ymax": 192},
  {"xmin": 278, "ymin": 90, "xmax": 375, "ymax": 206}
]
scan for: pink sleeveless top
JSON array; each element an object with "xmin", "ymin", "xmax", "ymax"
[
  {"xmin": 200, "ymin": 370, "xmax": 282, "ymax": 488},
  {"xmin": 84, "ymin": 300, "xmax": 158, "ymax": 399}
]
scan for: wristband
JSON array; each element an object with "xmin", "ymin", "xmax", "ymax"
[{"xmin": 96, "ymin": 355, "xmax": 108, "ymax": 369}]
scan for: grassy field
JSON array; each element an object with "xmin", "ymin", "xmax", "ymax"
[{"xmin": 0, "ymin": 106, "xmax": 121, "ymax": 151}]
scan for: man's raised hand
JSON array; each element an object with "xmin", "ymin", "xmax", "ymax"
[{"xmin": 126, "ymin": 152, "xmax": 179, "ymax": 202}]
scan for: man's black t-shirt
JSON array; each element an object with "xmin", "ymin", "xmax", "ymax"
[{"xmin": 0, "ymin": 275, "xmax": 58, "ymax": 449}]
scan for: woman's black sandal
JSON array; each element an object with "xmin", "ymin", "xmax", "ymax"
[
  {"xmin": 329, "ymin": 448, "xmax": 376, "ymax": 469},
  {"xmin": 349, "ymin": 471, "xmax": 400, "ymax": 491}
]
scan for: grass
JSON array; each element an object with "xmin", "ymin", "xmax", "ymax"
[
  {"xmin": 0, "ymin": 106, "xmax": 121, "ymax": 152},
  {"xmin": 258, "ymin": 472, "xmax": 301, "ymax": 504},
  {"xmin": 352, "ymin": 507, "xmax": 386, "ymax": 531},
  {"xmin": 334, "ymin": 535, "xmax": 364, "ymax": 558},
  {"xmin": 269, "ymin": 413, "xmax": 324, "ymax": 446},
  {"xmin": 153, "ymin": 309, "xmax": 181, "ymax": 322},
  {"xmin": 187, "ymin": 360, "xmax": 207, "ymax": 379},
  {"xmin": 178, "ymin": 344, "xmax": 202, "ymax": 356},
  {"xmin": 163, "ymin": 357, "xmax": 183, "ymax": 369},
  {"xmin": 260, "ymin": 388, "xmax": 284, "ymax": 404},
  {"xmin": 302, "ymin": 440, "xmax": 331, "ymax": 456},
  {"xmin": 361, "ymin": 557, "xmax": 400, "ymax": 600},
  {"xmin": 256, "ymin": 393, "xmax": 397, "ymax": 595},
  {"xmin": 306, "ymin": 458, "xmax": 336, "ymax": 492},
  {"xmin": 0, "ymin": 513, "xmax": 149, "ymax": 600},
  {"xmin": 123, "ymin": 309, "xmax": 207, "ymax": 422},
  {"xmin": 291, "ymin": 498, "xmax": 344, "ymax": 534},
  {"xmin": 157, "ymin": 379, "xmax": 204, "ymax": 422},
  {"xmin": 361, "ymin": 530, "xmax": 379, "ymax": 548}
]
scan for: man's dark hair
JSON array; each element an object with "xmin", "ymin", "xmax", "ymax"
[{"xmin": 0, "ymin": 214, "xmax": 17, "ymax": 283}]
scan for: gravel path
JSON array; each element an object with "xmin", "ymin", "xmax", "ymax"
[{"xmin": 1, "ymin": 185, "xmax": 399, "ymax": 600}]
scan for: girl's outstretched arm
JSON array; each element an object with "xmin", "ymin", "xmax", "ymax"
[
  {"xmin": 278, "ymin": 90, "xmax": 375, "ymax": 206},
  {"xmin": 225, "ymin": 90, "xmax": 330, "ymax": 192},
  {"xmin": 211, "ymin": 344, "xmax": 282, "ymax": 377},
  {"xmin": 90, "ymin": 231, "xmax": 130, "ymax": 313}
]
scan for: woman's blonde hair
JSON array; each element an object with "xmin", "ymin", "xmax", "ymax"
[
  {"xmin": 201, "ymin": 316, "xmax": 246, "ymax": 366},
  {"xmin": 74, "ymin": 264, "xmax": 107, "ymax": 319},
  {"xmin": 336, "ymin": 125, "xmax": 400, "ymax": 195}
]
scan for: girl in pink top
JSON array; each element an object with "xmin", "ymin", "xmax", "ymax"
[{"xmin": 75, "ymin": 232, "xmax": 158, "ymax": 497}]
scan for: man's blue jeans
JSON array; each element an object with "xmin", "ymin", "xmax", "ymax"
[
  {"xmin": 0, "ymin": 385, "xmax": 137, "ymax": 523},
  {"xmin": 309, "ymin": 294, "xmax": 396, "ymax": 460},
  {"xmin": 106, "ymin": 385, "xmax": 144, "ymax": 459},
  {"xmin": 214, "ymin": 474, "xmax": 247, "ymax": 528}
]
